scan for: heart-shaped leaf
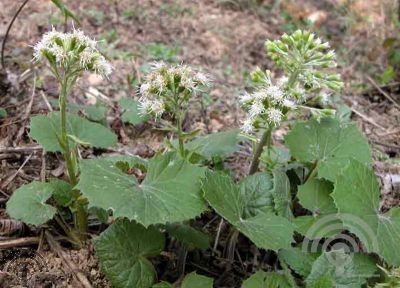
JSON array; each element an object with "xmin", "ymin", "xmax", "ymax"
[
  {"xmin": 285, "ymin": 117, "xmax": 371, "ymax": 181},
  {"xmin": 30, "ymin": 112, "xmax": 117, "ymax": 152},
  {"xmin": 95, "ymin": 219, "xmax": 165, "ymax": 288},
  {"xmin": 6, "ymin": 181, "xmax": 61, "ymax": 225},
  {"xmin": 332, "ymin": 160, "xmax": 400, "ymax": 266},
  {"xmin": 202, "ymin": 172, "xmax": 294, "ymax": 251},
  {"xmin": 78, "ymin": 153, "xmax": 207, "ymax": 227}
]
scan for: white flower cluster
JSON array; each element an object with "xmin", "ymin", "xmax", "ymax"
[
  {"xmin": 139, "ymin": 62, "xmax": 210, "ymax": 117},
  {"xmin": 33, "ymin": 28, "xmax": 112, "ymax": 78},
  {"xmin": 240, "ymin": 77, "xmax": 296, "ymax": 133}
]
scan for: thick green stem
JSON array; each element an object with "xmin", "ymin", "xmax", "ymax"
[
  {"xmin": 176, "ymin": 114, "xmax": 185, "ymax": 157},
  {"xmin": 59, "ymin": 78, "xmax": 87, "ymax": 241},
  {"xmin": 248, "ymin": 128, "xmax": 272, "ymax": 175},
  {"xmin": 76, "ymin": 200, "xmax": 88, "ymax": 240},
  {"xmin": 59, "ymin": 81, "xmax": 77, "ymax": 186}
]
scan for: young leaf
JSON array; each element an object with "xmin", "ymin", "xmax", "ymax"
[
  {"xmin": 95, "ymin": 219, "xmax": 165, "ymax": 288},
  {"xmin": 78, "ymin": 153, "xmax": 207, "ymax": 227},
  {"xmin": 29, "ymin": 112, "xmax": 117, "ymax": 152},
  {"xmin": 278, "ymin": 247, "xmax": 319, "ymax": 277},
  {"xmin": 184, "ymin": 129, "xmax": 241, "ymax": 158},
  {"xmin": 6, "ymin": 181, "xmax": 58, "ymax": 225},
  {"xmin": 119, "ymin": 98, "xmax": 150, "ymax": 125},
  {"xmin": 166, "ymin": 223, "xmax": 209, "ymax": 250},
  {"xmin": 306, "ymin": 250, "xmax": 377, "ymax": 288},
  {"xmin": 181, "ymin": 272, "xmax": 214, "ymax": 288},
  {"xmin": 242, "ymin": 271, "xmax": 291, "ymax": 288},
  {"xmin": 285, "ymin": 117, "xmax": 371, "ymax": 181},
  {"xmin": 332, "ymin": 160, "xmax": 400, "ymax": 266},
  {"xmin": 202, "ymin": 172, "xmax": 294, "ymax": 251}
]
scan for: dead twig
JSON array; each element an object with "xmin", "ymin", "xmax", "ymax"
[
  {"xmin": 0, "ymin": 236, "xmax": 39, "ymax": 249},
  {"xmin": 45, "ymin": 231, "xmax": 93, "ymax": 288},
  {"xmin": 350, "ymin": 107, "xmax": 386, "ymax": 130},
  {"xmin": 377, "ymin": 129, "xmax": 400, "ymax": 137},
  {"xmin": 371, "ymin": 140, "xmax": 400, "ymax": 150},
  {"xmin": 0, "ymin": 152, "xmax": 33, "ymax": 189},
  {"xmin": 367, "ymin": 76, "xmax": 400, "ymax": 110},
  {"xmin": 0, "ymin": 145, "xmax": 42, "ymax": 154},
  {"xmin": 40, "ymin": 150, "xmax": 46, "ymax": 181},
  {"xmin": 40, "ymin": 90, "xmax": 54, "ymax": 112}
]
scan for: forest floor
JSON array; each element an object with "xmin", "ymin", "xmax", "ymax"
[{"xmin": 0, "ymin": 0, "xmax": 399, "ymax": 287}]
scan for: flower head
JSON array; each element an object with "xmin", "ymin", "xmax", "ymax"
[
  {"xmin": 138, "ymin": 62, "xmax": 211, "ymax": 118},
  {"xmin": 33, "ymin": 28, "xmax": 112, "ymax": 78},
  {"xmin": 241, "ymin": 118, "xmax": 254, "ymax": 134},
  {"xmin": 266, "ymin": 108, "xmax": 283, "ymax": 125}
]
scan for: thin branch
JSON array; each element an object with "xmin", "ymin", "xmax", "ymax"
[{"xmin": 1, "ymin": 0, "xmax": 30, "ymax": 69}]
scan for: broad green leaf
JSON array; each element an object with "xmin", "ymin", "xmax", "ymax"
[
  {"xmin": 95, "ymin": 219, "xmax": 165, "ymax": 288},
  {"xmin": 285, "ymin": 117, "xmax": 371, "ymax": 181},
  {"xmin": 202, "ymin": 172, "xmax": 294, "ymax": 251},
  {"xmin": 271, "ymin": 171, "xmax": 293, "ymax": 219},
  {"xmin": 306, "ymin": 250, "xmax": 377, "ymax": 288},
  {"xmin": 293, "ymin": 215, "xmax": 342, "ymax": 239},
  {"xmin": 166, "ymin": 223, "xmax": 209, "ymax": 250},
  {"xmin": 295, "ymin": 179, "xmax": 342, "ymax": 238},
  {"xmin": 78, "ymin": 153, "xmax": 206, "ymax": 227},
  {"xmin": 242, "ymin": 271, "xmax": 291, "ymax": 288},
  {"xmin": 181, "ymin": 272, "xmax": 213, "ymax": 288},
  {"xmin": 332, "ymin": 160, "xmax": 400, "ymax": 266},
  {"xmin": 185, "ymin": 129, "xmax": 240, "ymax": 158},
  {"xmin": 29, "ymin": 112, "xmax": 117, "ymax": 152},
  {"xmin": 240, "ymin": 172, "xmax": 274, "ymax": 218},
  {"xmin": 297, "ymin": 179, "xmax": 336, "ymax": 215},
  {"xmin": 278, "ymin": 247, "xmax": 319, "ymax": 277},
  {"xmin": 6, "ymin": 181, "xmax": 58, "ymax": 225},
  {"xmin": 119, "ymin": 98, "xmax": 150, "ymax": 125}
]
